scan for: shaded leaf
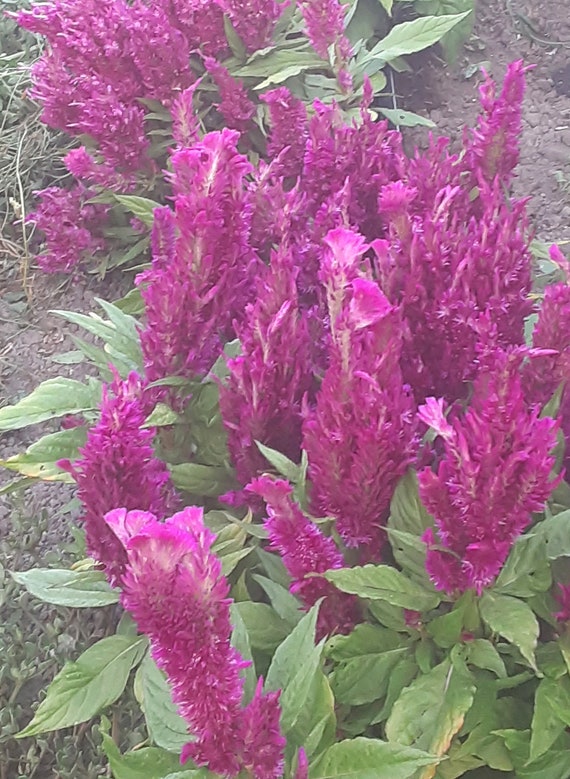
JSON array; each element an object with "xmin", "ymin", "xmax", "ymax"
[{"xmin": 11, "ymin": 568, "xmax": 119, "ymax": 608}]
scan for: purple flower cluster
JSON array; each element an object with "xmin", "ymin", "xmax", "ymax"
[
  {"xmin": 58, "ymin": 372, "xmax": 174, "ymax": 586},
  {"xmin": 105, "ymin": 505, "xmax": 285, "ymax": 778},
  {"xmin": 28, "ymin": 184, "xmax": 109, "ymax": 274},
  {"xmin": 418, "ymin": 351, "xmax": 559, "ymax": 595},
  {"xmin": 139, "ymin": 130, "xmax": 258, "ymax": 384},
  {"xmin": 249, "ymin": 476, "xmax": 361, "ymax": 638},
  {"xmin": 303, "ymin": 228, "xmax": 417, "ymax": 557}
]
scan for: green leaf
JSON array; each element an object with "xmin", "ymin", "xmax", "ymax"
[
  {"xmin": 135, "ymin": 653, "xmax": 189, "ymax": 753},
  {"xmin": 325, "ymin": 565, "xmax": 441, "ymax": 611},
  {"xmin": 309, "ymin": 737, "xmax": 440, "ymax": 779},
  {"xmin": 232, "ymin": 602, "xmax": 290, "ymax": 652},
  {"xmin": 385, "ymin": 658, "xmax": 475, "ymax": 764},
  {"xmin": 144, "ymin": 403, "xmax": 183, "ymax": 428},
  {"xmin": 377, "ymin": 0, "xmax": 393, "ymax": 14},
  {"xmin": 229, "ymin": 604, "xmax": 258, "ymax": 703},
  {"xmin": 255, "ymin": 441, "xmax": 300, "ymax": 482},
  {"xmin": 114, "ymin": 194, "xmax": 160, "ymax": 226},
  {"xmin": 331, "ymin": 647, "xmax": 409, "ymax": 705},
  {"xmin": 493, "ymin": 532, "xmax": 551, "ymax": 597},
  {"xmin": 414, "ymin": 0, "xmax": 475, "ymax": 62},
  {"xmin": 236, "ymin": 48, "xmax": 323, "ymax": 81},
  {"xmin": 101, "ymin": 723, "xmax": 183, "ymax": 779},
  {"xmin": 530, "ymin": 676, "xmax": 570, "ymax": 761},
  {"xmin": 252, "ymin": 574, "xmax": 303, "ymax": 626},
  {"xmin": 364, "ymin": 11, "xmax": 472, "ymax": 62},
  {"xmin": 387, "ymin": 470, "xmax": 434, "ymax": 584},
  {"xmin": 378, "ymin": 108, "xmax": 435, "ymax": 127},
  {"xmin": 266, "ymin": 603, "xmax": 320, "ymax": 692},
  {"xmin": 170, "ymin": 463, "xmax": 236, "ymax": 497},
  {"xmin": 18, "ymin": 635, "xmax": 148, "ymax": 736},
  {"xmin": 0, "ymin": 378, "xmax": 101, "ymax": 431},
  {"xmin": 496, "ymin": 728, "xmax": 570, "ymax": 779},
  {"xmin": 1, "ymin": 426, "xmax": 87, "ymax": 481},
  {"xmin": 540, "ymin": 509, "xmax": 570, "ymax": 559},
  {"xmin": 371, "ymin": 656, "xmax": 418, "ymax": 724},
  {"xmin": 326, "ymin": 624, "xmax": 403, "ymax": 661},
  {"xmin": 427, "ymin": 594, "xmax": 473, "ymax": 649},
  {"xmin": 465, "ymin": 639, "xmax": 507, "ymax": 679},
  {"xmin": 11, "ymin": 568, "xmax": 120, "ymax": 608},
  {"xmin": 479, "ymin": 592, "xmax": 539, "ymax": 671}
]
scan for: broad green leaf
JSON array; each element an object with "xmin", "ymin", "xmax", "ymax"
[
  {"xmin": 114, "ymin": 194, "xmax": 161, "ymax": 226},
  {"xmin": 252, "ymin": 574, "xmax": 303, "ymax": 626},
  {"xmin": 497, "ymin": 728, "xmax": 570, "ymax": 779},
  {"xmin": 18, "ymin": 635, "xmax": 148, "ymax": 736},
  {"xmin": 368, "ymin": 600, "xmax": 408, "ymax": 631},
  {"xmin": 135, "ymin": 653, "xmax": 189, "ymax": 753},
  {"xmin": 219, "ymin": 547, "xmax": 253, "ymax": 578},
  {"xmin": 256, "ymin": 441, "xmax": 300, "ymax": 483},
  {"xmin": 266, "ymin": 603, "xmax": 320, "ymax": 692},
  {"xmin": 371, "ymin": 656, "xmax": 418, "ymax": 724},
  {"xmin": 236, "ymin": 49, "xmax": 323, "ymax": 80},
  {"xmin": 493, "ymin": 532, "xmax": 551, "ymax": 597},
  {"xmin": 364, "ymin": 11, "xmax": 472, "ymax": 62},
  {"xmin": 297, "ymin": 671, "xmax": 337, "ymax": 759},
  {"xmin": 386, "ymin": 659, "xmax": 475, "ymax": 768},
  {"xmin": 387, "ymin": 470, "xmax": 434, "ymax": 584},
  {"xmin": 144, "ymin": 403, "xmax": 182, "ymax": 428},
  {"xmin": 539, "ymin": 509, "xmax": 570, "ymax": 559},
  {"xmin": 279, "ymin": 639, "xmax": 325, "ymax": 735},
  {"xmin": 325, "ymin": 565, "xmax": 441, "ymax": 611},
  {"xmin": 378, "ymin": 107, "xmax": 435, "ymax": 127},
  {"xmin": 479, "ymin": 592, "xmax": 539, "ymax": 671},
  {"xmin": 427, "ymin": 597, "xmax": 470, "ymax": 649},
  {"xmin": 257, "ymin": 547, "xmax": 291, "ymax": 589},
  {"xmin": 465, "ymin": 639, "xmax": 506, "ymax": 679},
  {"xmin": 230, "ymin": 604, "xmax": 258, "ymax": 703},
  {"xmin": 11, "ymin": 568, "xmax": 119, "ymax": 608},
  {"xmin": 414, "ymin": 0, "xmax": 475, "ymax": 62},
  {"xmin": 331, "ymin": 647, "xmax": 409, "ymax": 705},
  {"xmin": 101, "ymin": 726, "xmax": 183, "ymax": 779},
  {"xmin": 170, "ymin": 463, "xmax": 236, "ymax": 497},
  {"xmin": 0, "ymin": 378, "xmax": 101, "ymax": 430},
  {"xmin": 377, "ymin": 0, "xmax": 393, "ymax": 14},
  {"xmin": 310, "ymin": 737, "xmax": 440, "ymax": 779},
  {"xmin": 530, "ymin": 676, "xmax": 570, "ymax": 761},
  {"xmin": 1, "ymin": 426, "xmax": 87, "ymax": 481},
  {"xmin": 326, "ymin": 623, "xmax": 403, "ymax": 661},
  {"xmin": 232, "ymin": 602, "xmax": 290, "ymax": 652}
]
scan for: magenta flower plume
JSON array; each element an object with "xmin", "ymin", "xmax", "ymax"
[
  {"xmin": 204, "ymin": 57, "xmax": 256, "ymax": 132},
  {"xmin": 418, "ymin": 350, "xmax": 560, "ymax": 595},
  {"xmin": 220, "ymin": 0, "xmax": 282, "ymax": 54},
  {"xmin": 59, "ymin": 373, "xmax": 174, "ymax": 586},
  {"xmin": 299, "ymin": 0, "xmax": 352, "ymax": 85},
  {"xmin": 220, "ymin": 247, "xmax": 313, "ymax": 487},
  {"xmin": 105, "ymin": 505, "xmax": 285, "ymax": 778},
  {"xmin": 304, "ymin": 228, "xmax": 417, "ymax": 556},
  {"xmin": 261, "ymin": 87, "xmax": 308, "ymax": 178},
  {"xmin": 468, "ymin": 60, "xmax": 529, "ymax": 186},
  {"xmin": 554, "ymin": 584, "xmax": 570, "ymax": 624},
  {"xmin": 249, "ymin": 476, "xmax": 360, "ymax": 638},
  {"xmin": 28, "ymin": 184, "xmax": 108, "ymax": 273},
  {"xmin": 139, "ymin": 130, "xmax": 258, "ymax": 384}
]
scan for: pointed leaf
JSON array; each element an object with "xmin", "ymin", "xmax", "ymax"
[
  {"xmin": 18, "ymin": 635, "xmax": 148, "ymax": 736},
  {"xmin": 11, "ymin": 568, "xmax": 119, "ymax": 608},
  {"xmin": 325, "ymin": 565, "xmax": 440, "ymax": 611},
  {"xmin": 135, "ymin": 653, "xmax": 189, "ymax": 753},
  {"xmin": 364, "ymin": 11, "xmax": 472, "ymax": 62},
  {"xmin": 310, "ymin": 737, "xmax": 440, "ymax": 779},
  {"xmin": 480, "ymin": 592, "xmax": 539, "ymax": 671},
  {"xmin": 266, "ymin": 603, "xmax": 320, "ymax": 692},
  {"xmin": 0, "ymin": 378, "xmax": 101, "ymax": 430}
]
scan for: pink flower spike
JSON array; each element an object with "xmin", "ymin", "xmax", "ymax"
[
  {"xmin": 418, "ymin": 397, "xmax": 454, "ymax": 440},
  {"xmin": 349, "ymin": 278, "xmax": 393, "ymax": 330}
]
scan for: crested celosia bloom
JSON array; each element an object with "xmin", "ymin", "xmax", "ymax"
[
  {"xmin": 467, "ymin": 60, "xmax": 529, "ymax": 186},
  {"xmin": 299, "ymin": 0, "xmax": 352, "ymax": 86},
  {"xmin": 139, "ymin": 130, "xmax": 258, "ymax": 384},
  {"xmin": 261, "ymin": 88, "xmax": 308, "ymax": 179},
  {"xmin": 58, "ymin": 372, "xmax": 174, "ymax": 586},
  {"xmin": 249, "ymin": 476, "xmax": 360, "ymax": 637},
  {"xmin": 303, "ymin": 228, "xmax": 417, "ymax": 556},
  {"xmin": 170, "ymin": 84, "xmax": 201, "ymax": 147},
  {"xmin": 28, "ymin": 184, "xmax": 109, "ymax": 273},
  {"xmin": 105, "ymin": 505, "xmax": 285, "ymax": 778},
  {"xmin": 418, "ymin": 350, "xmax": 560, "ymax": 595},
  {"xmin": 220, "ymin": 247, "xmax": 313, "ymax": 487},
  {"xmin": 554, "ymin": 584, "xmax": 570, "ymax": 624},
  {"xmin": 220, "ymin": 0, "xmax": 282, "ymax": 53},
  {"xmin": 204, "ymin": 57, "xmax": 256, "ymax": 132},
  {"xmin": 64, "ymin": 146, "xmax": 135, "ymax": 191}
]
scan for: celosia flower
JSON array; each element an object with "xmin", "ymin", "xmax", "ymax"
[
  {"xmin": 28, "ymin": 184, "xmax": 108, "ymax": 273},
  {"xmin": 299, "ymin": 0, "xmax": 352, "ymax": 65},
  {"xmin": 170, "ymin": 84, "xmax": 201, "ymax": 148},
  {"xmin": 139, "ymin": 130, "xmax": 258, "ymax": 384},
  {"xmin": 261, "ymin": 88, "xmax": 308, "ymax": 178},
  {"xmin": 64, "ymin": 146, "xmax": 135, "ymax": 191},
  {"xmin": 468, "ymin": 60, "xmax": 529, "ymax": 186},
  {"xmin": 58, "ymin": 372, "xmax": 174, "ymax": 586},
  {"xmin": 220, "ymin": 247, "xmax": 313, "ymax": 487},
  {"xmin": 248, "ymin": 476, "xmax": 360, "ymax": 637},
  {"xmin": 220, "ymin": 0, "xmax": 282, "ymax": 53},
  {"xmin": 303, "ymin": 228, "xmax": 417, "ymax": 556},
  {"xmin": 554, "ymin": 583, "xmax": 570, "ymax": 624},
  {"xmin": 418, "ymin": 350, "xmax": 560, "ymax": 595},
  {"xmin": 204, "ymin": 57, "xmax": 256, "ymax": 132},
  {"xmin": 105, "ymin": 505, "xmax": 285, "ymax": 777}
]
